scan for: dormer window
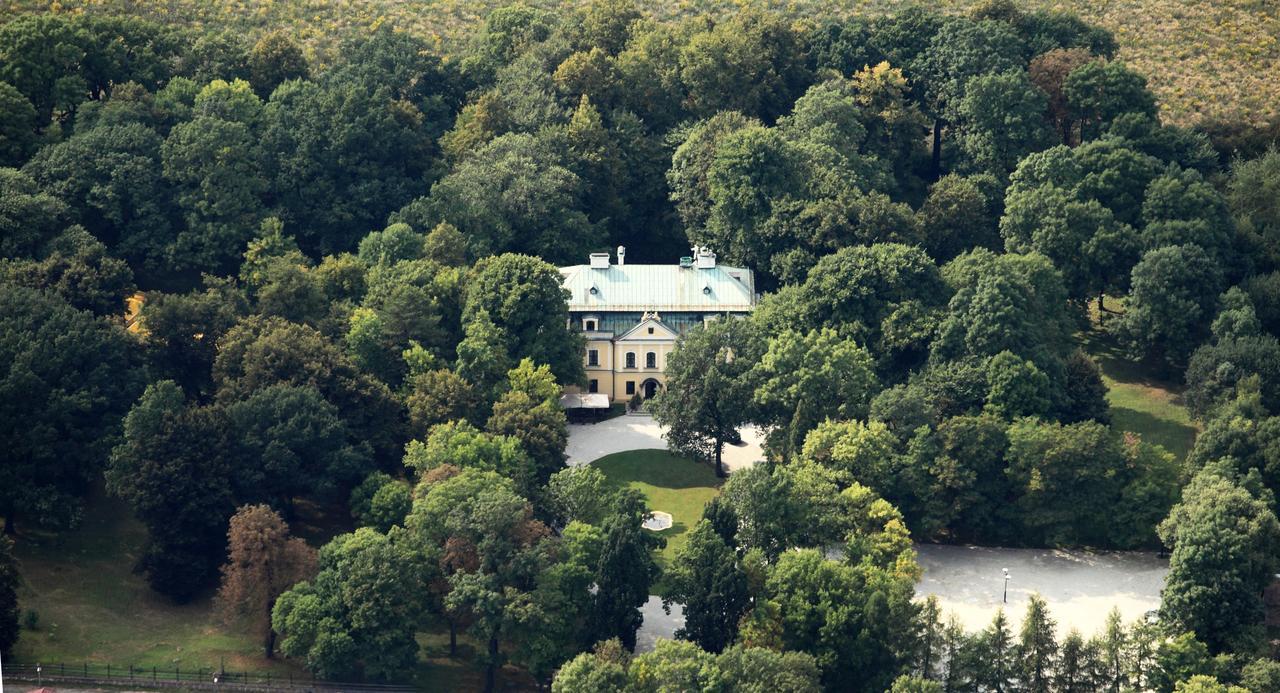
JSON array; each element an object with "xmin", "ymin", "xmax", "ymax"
[{"xmin": 585, "ymin": 319, "xmax": 597, "ymax": 331}]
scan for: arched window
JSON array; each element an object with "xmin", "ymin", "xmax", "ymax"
[
  {"xmin": 625, "ymin": 352, "xmax": 636, "ymax": 369},
  {"xmin": 645, "ymin": 352, "xmax": 657, "ymax": 369}
]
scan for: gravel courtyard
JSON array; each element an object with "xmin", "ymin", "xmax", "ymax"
[
  {"xmin": 565, "ymin": 414, "xmax": 765, "ymax": 472},
  {"xmin": 569, "ymin": 420, "xmax": 1169, "ymax": 646},
  {"xmin": 916, "ymin": 544, "xmax": 1168, "ymax": 637}
]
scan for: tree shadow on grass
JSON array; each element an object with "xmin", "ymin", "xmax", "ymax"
[
  {"xmin": 1111, "ymin": 406, "xmax": 1197, "ymax": 460},
  {"xmin": 1079, "ymin": 323, "xmax": 1185, "ymax": 391}
]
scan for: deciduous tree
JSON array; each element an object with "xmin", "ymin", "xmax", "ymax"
[{"xmin": 217, "ymin": 504, "xmax": 317, "ymax": 657}]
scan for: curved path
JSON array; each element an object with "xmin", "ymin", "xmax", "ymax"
[
  {"xmin": 565, "ymin": 414, "xmax": 761, "ymax": 651},
  {"xmin": 565, "ymin": 414, "xmax": 765, "ymax": 472}
]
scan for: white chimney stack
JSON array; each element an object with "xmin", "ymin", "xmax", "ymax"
[
  {"xmin": 695, "ymin": 246, "xmax": 716, "ymax": 269},
  {"xmin": 617, "ymin": 245, "xmax": 626, "ymax": 266}
]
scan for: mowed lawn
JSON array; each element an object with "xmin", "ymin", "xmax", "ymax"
[
  {"xmin": 1080, "ymin": 315, "xmax": 1199, "ymax": 460},
  {"xmin": 8, "ymin": 488, "xmax": 510, "ymax": 688},
  {"xmin": 10, "ymin": 488, "xmax": 299, "ymax": 674},
  {"xmin": 591, "ymin": 449, "xmax": 723, "ymax": 569}
]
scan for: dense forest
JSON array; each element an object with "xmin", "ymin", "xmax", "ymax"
[{"xmin": 2, "ymin": 1, "xmax": 1280, "ymax": 691}]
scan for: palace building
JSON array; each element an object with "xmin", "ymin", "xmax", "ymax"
[{"xmin": 560, "ymin": 246, "xmax": 757, "ymax": 404}]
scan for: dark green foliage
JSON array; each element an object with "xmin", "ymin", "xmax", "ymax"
[
  {"xmin": 138, "ymin": 279, "xmax": 247, "ymax": 398},
  {"xmin": 108, "ymin": 381, "xmax": 238, "ymax": 599},
  {"xmin": 782, "ymin": 243, "xmax": 948, "ymax": 374},
  {"xmin": 213, "ymin": 316, "xmax": 404, "ymax": 463},
  {"xmin": 0, "ymin": 83, "xmax": 38, "ymax": 166},
  {"xmin": 0, "ymin": 536, "xmax": 19, "ymax": 656},
  {"xmin": 664, "ymin": 520, "xmax": 749, "ymax": 653},
  {"xmin": 1185, "ymin": 387, "xmax": 1280, "ymax": 513},
  {"xmin": 1185, "ymin": 335, "xmax": 1280, "ymax": 421},
  {"xmin": 934, "ymin": 249, "xmax": 1073, "ymax": 368},
  {"xmin": 248, "ymin": 31, "xmax": 309, "ymax": 98},
  {"xmin": 1064, "ymin": 59, "xmax": 1157, "ymax": 141},
  {"xmin": 1119, "ymin": 245, "xmax": 1224, "ymax": 371},
  {"xmin": 750, "ymin": 328, "xmax": 880, "ymax": 459},
  {"xmin": 463, "ymin": 253, "xmax": 585, "ymax": 387},
  {"xmin": 1061, "ymin": 349, "xmax": 1111, "ymax": 424},
  {"xmin": 408, "ymin": 132, "xmax": 597, "ymax": 262},
  {"xmin": 954, "ymin": 70, "xmax": 1054, "ymax": 175},
  {"xmin": 405, "ymin": 368, "xmax": 483, "ymax": 438},
  {"xmin": 917, "ymin": 173, "xmax": 1002, "ymax": 262},
  {"xmin": 650, "ymin": 317, "xmax": 759, "ymax": 477},
  {"xmin": 259, "ymin": 79, "xmax": 434, "ymax": 256},
  {"xmin": 1, "ymin": 225, "xmax": 136, "ymax": 316},
  {"xmin": 225, "ymin": 383, "xmax": 372, "ymax": 504},
  {"xmin": 23, "ymin": 123, "xmax": 175, "ymax": 279},
  {"xmin": 1017, "ymin": 595, "xmax": 1058, "ymax": 692},
  {"xmin": 273, "ymin": 527, "xmax": 428, "ymax": 681},
  {"xmin": 0, "ymin": 14, "xmax": 182, "ymax": 126},
  {"xmin": 590, "ymin": 490, "xmax": 662, "ymax": 650},
  {"xmin": 0, "ymin": 283, "xmax": 140, "ymax": 533},
  {"xmin": 678, "ymin": 9, "xmax": 812, "ymax": 123}
]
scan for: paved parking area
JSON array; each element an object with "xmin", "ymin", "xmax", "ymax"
[
  {"xmin": 572, "ymin": 420, "xmax": 1167, "ymax": 645},
  {"xmin": 916, "ymin": 544, "xmax": 1168, "ymax": 636},
  {"xmin": 565, "ymin": 414, "xmax": 765, "ymax": 472}
]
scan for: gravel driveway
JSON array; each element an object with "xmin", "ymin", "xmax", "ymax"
[{"xmin": 565, "ymin": 414, "xmax": 765, "ymax": 472}]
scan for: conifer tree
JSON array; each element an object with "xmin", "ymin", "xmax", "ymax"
[{"xmin": 1017, "ymin": 595, "xmax": 1058, "ymax": 693}]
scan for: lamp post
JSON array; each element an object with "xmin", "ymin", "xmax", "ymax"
[{"xmin": 1002, "ymin": 568, "xmax": 1010, "ymax": 604}]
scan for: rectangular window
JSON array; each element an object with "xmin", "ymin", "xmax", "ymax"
[
  {"xmin": 625, "ymin": 352, "xmax": 636, "ymax": 369},
  {"xmin": 585, "ymin": 319, "xmax": 597, "ymax": 331},
  {"xmin": 625, "ymin": 381, "xmax": 635, "ymax": 395},
  {"xmin": 587, "ymin": 349, "xmax": 599, "ymax": 366},
  {"xmin": 588, "ymin": 379, "xmax": 598, "ymax": 393}
]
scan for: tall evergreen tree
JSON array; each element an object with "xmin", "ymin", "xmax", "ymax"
[
  {"xmin": 664, "ymin": 520, "xmax": 750, "ymax": 653},
  {"xmin": 1017, "ymin": 595, "xmax": 1058, "ymax": 693},
  {"xmin": 591, "ymin": 490, "xmax": 662, "ymax": 650}
]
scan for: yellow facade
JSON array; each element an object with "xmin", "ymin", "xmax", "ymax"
[
  {"xmin": 560, "ymin": 250, "xmax": 757, "ymax": 405},
  {"xmin": 570, "ymin": 318, "xmax": 679, "ymax": 403}
]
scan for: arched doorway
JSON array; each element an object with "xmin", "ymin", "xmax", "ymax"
[{"xmin": 641, "ymin": 378, "xmax": 661, "ymax": 399}]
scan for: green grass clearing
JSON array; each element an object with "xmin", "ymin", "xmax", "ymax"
[
  {"xmin": 10, "ymin": 487, "xmax": 301, "ymax": 674},
  {"xmin": 1079, "ymin": 307, "xmax": 1199, "ymax": 460},
  {"xmin": 590, "ymin": 449, "xmax": 723, "ymax": 575},
  {"xmin": 8, "ymin": 487, "xmax": 516, "ymax": 688}
]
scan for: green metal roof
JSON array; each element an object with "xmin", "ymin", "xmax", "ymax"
[{"xmin": 560, "ymin": 262, "xmax": 756, "ymax": 312}]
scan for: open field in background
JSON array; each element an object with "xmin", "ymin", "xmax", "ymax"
[
  {"xmin": 1080, "ymin": 307, "xmax": 1199, "ymax": 461},
  {"xmin": 5, "ymin": 0, "xmax": 1277, "ymax": 130},
  {"xmin": 591, "ymin": 448, "xmax": 722, "ymax": 573}
]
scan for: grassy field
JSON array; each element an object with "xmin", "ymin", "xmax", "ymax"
[
  {"xmin": 591, "ymin": 449, "xmax": 722, "ymax": 570},
  {"xmin": 6, "ymin": 0, "xmax": 1278, "ymax": 130},
  {"xmin": 7, "ymin": 487, "xmax": 520, "ymax": 688},
  {"xmin": 10, "ymin": 488, "xmax": 300, "ymax": 674},
  {"xmin": 1079, "ymin": 312, "xmax": 1199, "ymax": 460}
]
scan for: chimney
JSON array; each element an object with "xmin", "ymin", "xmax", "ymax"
[
  {"xmin": 695, "ymin": 246, "xmax": 716, "ymax": 269},
  {"xmin": 589, "ymin": 252, "xmax": 610, "ymax": 269},
  {"xmin": 617, "ymin": 245, "xmax": 626, "ymax": 266}
]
